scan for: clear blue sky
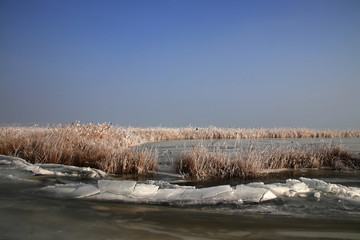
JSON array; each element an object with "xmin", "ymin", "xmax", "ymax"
[{"xmin": 1, "ymin": 0, "xmax": 359, "ymax": 128}]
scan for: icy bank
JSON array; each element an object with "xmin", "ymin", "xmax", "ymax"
[
  {"xmin": 300, "ymin": 177, "xmax": 360, "ymax": 199},
  {"xmin": 0, "ymin": 155, "xmax": 107, "ymax": 179},
  {"xmin": 37, "ymin": 180, "xmax": 277, "ymax": 204},
  {"xmin": 36, "ymin": 177, "xmax": 360, "ymax": 205},
  {"xmin": 2, "ymin": 155, "xmax": 360, "ymax": 205}
]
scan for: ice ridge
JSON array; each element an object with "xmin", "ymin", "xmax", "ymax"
[{"xmin": 2, "ymin": 155, "xmax": 360, "ymax": 205}]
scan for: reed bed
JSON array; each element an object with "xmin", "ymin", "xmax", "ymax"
[
  {"xmin": 0, "ymin": 122, "xmax": 359, "ymax": 176},
  {"xmin": 122, "ymin": 126, "xmax": 360, "ymax": 141},
  {"xmin": 177, "ymin": 143, "xmax": 359, "ymax": 180},
  {"xmin": 0, "ymin": 122, "xmax": 158, "ymax": 175}
]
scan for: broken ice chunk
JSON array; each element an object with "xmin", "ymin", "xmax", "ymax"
[
  {"xmin": 98, "ymin": 180, "xmax": 136, "ymax": 195},
  {"xmin": 234, "ymin": 185, "xmax": 276, "ymax": 203},
  {"xmin": 290, "ymin": 182, "xmax": 310, "ymax": 193},
  {"xmin": 129, "ymin": 183, "xmax": 159, "ymax": 198}
]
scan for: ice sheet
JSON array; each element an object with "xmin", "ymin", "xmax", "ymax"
[
  {"xmin": 0, "ymin": 155, "xmax": 107, "ymax": 178},
  {"xmin": 2, "ymin": 155, "xmax": 360, "ymax": 205},
  {"xmin": 300, "ymin": 177, "xmax": 360, "ymax": 199},
  {"xmin": 36, "ymin": 178, "xmax": 360, "ymax": 205}
]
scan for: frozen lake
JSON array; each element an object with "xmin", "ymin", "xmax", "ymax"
[
  {"xmin": 1, "ymin": 138, "xmax": 360, "ymax": 239},
  {"xmin": 142, "ymin": 138, "xmax": 360, "ymax": 184}
]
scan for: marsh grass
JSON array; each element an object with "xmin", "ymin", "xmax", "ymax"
[
  {"xmin": 0, "ymin": 122, "xmax": 158, "ymax": 175},
  {"xmin": 97, "ymin": 147, "xmax": 158, "ymax": 175},
  {"xmin": 0, "ymin": 122, "xmax": 359, "ymax": 176},
  {"xmin": 121, "ymin": 126, "xmax": 360, "ymax": 140},
  {"xmin": 177, "ymin": 142, "xmax": 359, "ymax": 180}
]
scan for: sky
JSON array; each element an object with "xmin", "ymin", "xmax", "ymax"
[{"xmin": 0, "ymin": 0, "xmax": 359, "ymax": 129}]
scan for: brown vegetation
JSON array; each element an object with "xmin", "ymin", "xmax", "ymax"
[
  {"xmin": 0, "ymin": 122, "xmax": 359, "ymax": 176},
  {"xmin": 0, "ymin": 122, "xmax": 158, "ymax": 175},
  {"xmin": 177, "ymin": 143, "xmax": 359, "ymax": 180},
  {"xmin": 118, "ymin": 126, "xmax": 360, "ymax": 141}
]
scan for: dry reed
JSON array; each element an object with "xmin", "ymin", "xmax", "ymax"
[
  {"xmin": 177, "ymin": 142, "xmax": 359, "ymax": 180},
  {"xmin": 0, "ymin": 122, "xmax": 158, "ymax": 175},
  {"xmin": 118, "ymin": 126, "xmax": 360, "ymax": 141},
  {"xmin": 1, "ymin": 122, "xmax": 359, "ymax": 176}
]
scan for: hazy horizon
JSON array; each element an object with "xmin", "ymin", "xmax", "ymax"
[{"xmin": 1, "ymin": 0, "xmax": 360, "ymax": 129}]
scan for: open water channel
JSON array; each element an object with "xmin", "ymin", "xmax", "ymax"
[{"xmin": 1, "ymin": 138, "xmax": 360, "ymax": 239}]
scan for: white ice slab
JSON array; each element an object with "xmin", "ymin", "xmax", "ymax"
[
  {"xmin": 152, "ymin": 188, "xmax": 187, "ymax": 201},
  {"xmin": 290, "ymin": 182, "xmax": 310, "ymax": 193},
  {"xmin": 199, "ymin": 185, "xmax": 233, "ymax": 199},
  {"xmin": 91, "ymin": 192, "xmax": 130, "ymax": 201},
  {"xmin": 72, "ymin": 184, "xmax": 101, "ymax": 198},
  {"xmin": 234, "ymin": 185, "xmax": 276, "ymax": 203},
  {"xmin": 181, "ymin": 185, "xmax": 233, "ymax": 200},
  {"xmin": 4, "ymin": 154, "xmax": 359, "ymax": 204},
  {"xmin": 262, "ymin": 184, "xmax": 291, "ymax": 196},
  {"xmin": 300, "ymin": 177, "xmax": 360, "ymax": 199},
  {"xmin": 39, "ymin": 183, "xmax": 100, "ymax": 198},
  {"xmin": 98, "ymin": 180, "xmax": 136, "ymax": 195},
  {"xmin": 129, "ymin": 183, "xmax": 159, "ymax": 198},
  {"xmin": 35, "ymin": 177, "xmax": 360, "ymax": 205},
  {"xmin": 24, "ymin": 165, "xmax": 54, "ymax": 175},
  {"xmin": 0, "ymin": 155, "xmax": 107, "ymax": 179},
  {"xmin": 0, "ymin": 155, "xmax": 32, "ymax": 168}
]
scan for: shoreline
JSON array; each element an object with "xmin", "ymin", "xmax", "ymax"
[{"xmin": 1, "ymin": 123, "xmax": 359, "ymax": 180}]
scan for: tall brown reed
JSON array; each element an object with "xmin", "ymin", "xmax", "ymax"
[
  {"xmin": 122, "ymin": 126, "xmax": 360, "ymax": 141},
  {"xmin": 0, "ymin": 122, "xmax": 158, "ymax": 175},
  {"xmin": 1, "ymin": 122, "xmax": 359, "ymax": 176},
  {"xmin": 177, "ymin": 142, "xmax": 359, "ymax": 180}
]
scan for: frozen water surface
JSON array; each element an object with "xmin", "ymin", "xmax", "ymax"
[{"xmin": 1, "ymin": 138, "xmax": 360, "ymax": 240}]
